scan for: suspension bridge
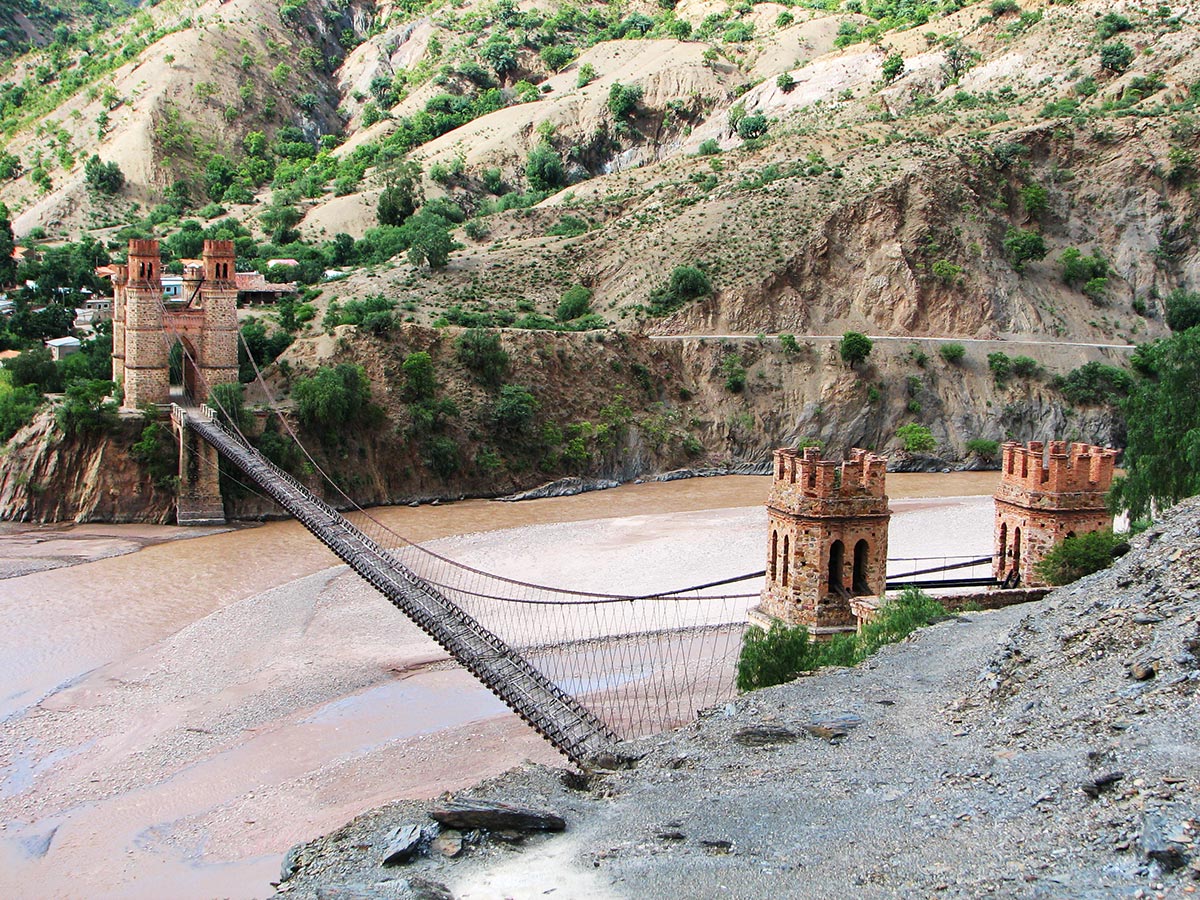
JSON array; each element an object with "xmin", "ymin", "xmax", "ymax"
[{"xmin": 102, "ymin": 239, "xmax": 1007, "ymax": 768}]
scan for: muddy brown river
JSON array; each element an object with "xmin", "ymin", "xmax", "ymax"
[{"xmin": 0, "ymin": 472, "xmax": 1000, "ymax": 899}]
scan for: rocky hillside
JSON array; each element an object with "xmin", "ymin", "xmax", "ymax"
[
  {"xmin": 279, "ymin": 494, "xmax": 1200, "ymax": 898},
  {"xmin": 0, "ymin": 324, "xmax": 1127, "ymax": 522},
  {"xmin": 3, "ymin": 0, "xmax": 1196, "ymax": 519}
]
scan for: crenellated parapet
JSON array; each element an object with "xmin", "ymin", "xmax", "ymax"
[
  {"xmin": 995, "ymin": 440, "xmax": 1118, "ymax": 512},
  {"xmin": 768, "ymin": 446, "xmax": 889, "ymax": 520}
]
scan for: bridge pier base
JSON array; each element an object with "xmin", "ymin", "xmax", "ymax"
[{"xmin": 173, "ymin": 409, "xmax": 225, "ymax": 526}]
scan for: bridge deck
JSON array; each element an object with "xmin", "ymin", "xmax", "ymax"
[{"xmin": 177, "ymin": 405, "xmax": 617, "ymax": 765}]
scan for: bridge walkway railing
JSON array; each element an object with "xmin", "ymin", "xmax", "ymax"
[{"xmin": 175, "ymin": 404, "xmax": 617, "ymax": 765}]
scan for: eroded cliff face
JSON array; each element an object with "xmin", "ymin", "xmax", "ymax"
[
  {"xmin": 0, "ymin": 411, "xmax": 175, "ymax": 523},
  {"xmin": 0, "ymin": 324, "xmax": 1128, "ymax": 524}
]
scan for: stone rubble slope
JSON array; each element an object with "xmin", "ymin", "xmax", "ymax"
[{"xmin": 280, "ymin": 496, "xmax": 1200, "ymax": 899}]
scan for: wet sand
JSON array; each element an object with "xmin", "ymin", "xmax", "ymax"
[{"xmin": 0, "ymin": 473, "xmax": 999, "ymax": 899}]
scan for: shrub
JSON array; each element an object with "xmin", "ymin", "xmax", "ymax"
[
  {"xmin": 777, "ymin": 72, "xmax": 796, "ymax": 93},
  {"xmin": 0, "ymin": 382, "xmax": 43, "ymax": 442},
  {"xmin": 736, "ymin": 114, "xmax": 768, "ymax": 140},
  {"xmin": 930, "ymin": 259, "xmax": 962, "ymax": 284},
  {"xmin": 839, "ymin": 331, "xmax": 872, "ymax": 366},
  {"xmin": 1010, "ymin": 355, "xmax": 1041, "ymax": 378},
  {"xmin": 491, "ymin": 384, "xmax": 539, "ymax": 438},
  {"xmin": 896, "ymin": 422, "xmax": 936, "ymax": 453},
  {"xmin": 987, "ymin": 351, "xmax": 1012, "ymax": 385},
  {"xmin": 1096, "ymin": 13, "xmax": 1132, "ymax": 40},
  {"xmin": 939, "ymin": 342, "xmax": 966, "ymax": 363},
  {"xmin": 696, "ymin": 139, "xmax": 721, "ymax": 156},
  {"xmin": 736, "ymin": 587, "xmax": 944, "ymax": 691},
  {"xmin": 84, "ymin": 155, "xmax": 124, "ymax": 194},
  {"xmin": 965, "ymin": 438, "xmax": 1000, "ymax": 460},
  {"xmin": 525, "ymin": 144, "xmax": 564, "ymax": 192},
  {"xmin": 607, "ymin": 82, "xmax": 644, "ymax": 119},
  {"xmin": 1165, "ymin": 289, "xmax": 1200, "ymax": 333},
  {"xmin": 881, "ymin": 53, "xmax": 904, "ymax": 84},
  {"xmin": 576, "ymin": 63, "xmax": 597, "ymax": 88},
  {"xmin": 401, "ymin": 351, "xmax": 437, "ymax": 403},
  {"xmin": 736, "ymin": 622, "xmax": 820, "ymax": 691},
  {"xmin": 1034, "ymin": 530, "xmax": 1123, "ymax": 586},
  {"xmin": 1002, "ymin": 228, "xmax": 1047, "ymax": 272},
  {"xmin": 455, "ymin": 328, "xmax": 509, "ymax": 388},
  {"xmin": 1020, "ymin": 183, "xmax": 1048, "ymax": 218},
  {"xmin": 1060, "ymin": 248, "xmax": 1109, "ymax": 288},
  {"xmin": 779, "ymin": 333, "xmax": 800, "ymax": 354},
  {"xmin": 424, "ymin": 434, "xmax": 461, "ymax": 480},
  {"xmin": 1099, "ymin": 41, "xmax": 1134, "ymax": 74},
  {"xmin": 556, "ymin": 285, "xmax": 593, "ymax": 322},
  {"xmin": 647, "ymin": 266, "xmax": 712, "ymax": 316},
  {"xmin": 407, "ymin": 218, "xmax": 454, "ymax": 270},
  {"xmin": 1054, "ymin": 361, "xmax": 1133, "ymax": 406},
  {"xmin": 293, "ymin": 363, "xmax": 373, "ymax": 431},
  {"xmin": 989, "ymin": 0, "xmax": 1018, "ymax": 15},
  {"xmin": 720, "ymin": 353, "xmax": 746, "ymax": 392}
]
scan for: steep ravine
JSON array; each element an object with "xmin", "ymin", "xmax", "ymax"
[{"xmin": 0, "ymin": 329, "xmax": 1128, "ymax": 523}]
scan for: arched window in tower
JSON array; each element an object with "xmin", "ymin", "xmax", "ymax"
[
  {"xmin": 781, "ymin": 534, "xmax": 790, "ymax": 587},
  {"xmin": 828, "ymin": 539, "xmax": 845, "ymax": 595},
  {"xmin": 1013, "ymin": 527, "xmax": 1022, "ymax": 575},
  {"xmin": 998, "ymin": 522, "xmax": 1008, "ymax": 564},
  {"xmin": 769, "ymin": 530, "xmax": 778, "ymax": 583},
  {"xmin": 852, "ymin": 539, "xmax": 870, "ymax": 595},
  {"xmin": 138, "ymin": 261, "xmax": 145, "ymax": 278}
]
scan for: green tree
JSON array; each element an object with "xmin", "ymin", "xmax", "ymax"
[
  {"xmin": 896, "ymin": 422, "xmax": 936, "ymax": 453},
  {"xmin": 607, "ymin": 81, "xmax": 644, "ymax": 118},
  {"xmin": 577, "ymin": 63, "xmax": 597, "ymax": 88},
  {"xmin": 480, "ymin": 34, "xmax": 517, "ymax": 77},
  {"xmin": 84, "ymin": 155, "xmax": 124, "ymax": 193},
  {"xmin": 1099, "ymin": 41, "xmax": 1134, "ymax": 74},
  {"xmin": 1165, "ymin": 289, "xmax": 1200, "ymax": 333},
  {"xmin": 55, "ymin": 379, "xmax": 117, "ymax": 437},
  {"xmin": 736, "ymin": 114, "xmax": 768, "ymax": 139},
  {"xmin": 525, "ymin": 143, "xmax": 564, "ymax": 192},
  {"xmin": 1034, "ymin": 530, "xmax": 1123, "ymax": 586},
  {"xmin": 839, "ymin": 331, "xmax": 872, "ymax": 366},
  {"xmin": 1110, "ymin": 329, "xmax": 1200, "ymax": 519},
  {"xmin": 881, "ymin": 53, "xmax": 904, "ymax": 84},
  {"xmin": 556, "ymin": 285, "xmax": 592, "ymax": 322},
  {"xmin": 260, "ymin": 203, "xmax": 302, "ymax": 244},
  {"xmin": 206, "ymin": 381, "xmax": 247, "ymax": 429},
  {"xmin": 0, "ymin": 203, "xmax": 15, "ymax": 286},
  {"xmin": 407, "ymin": 218, "xmax": 453, "ymax": 270},
  {"xmin": 647, "ymin": 265, "xmax": 712, "ymax": 316},
  {"xmin": 293, "ymin": 363, "xmax": 373, "ymax": 431},
  {"xmin": 987, "ymin": 351, "xmax": 1012, "ymax": 385},
  {"xmin": 5, "ymin": 348, "xmax": 61, "ymax": 393},
  {"xmin": 376, "ymin": 160, "xmax": 423, "ymax": 227},
  {"xmin": 1002, "ymin": 227, "xmax": 1047, "ymax": 272},
  {"xmin": 401, "ymin": 351, "xmax": 437, "ymax": 403},
  {"xmin": 491, "ymin": 384, "xmax": 539, "ymax": 438}
]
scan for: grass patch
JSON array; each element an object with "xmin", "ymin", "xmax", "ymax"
[{"xmin": 736, "ymin": 587, "xmax": 946, "ymax": 691}]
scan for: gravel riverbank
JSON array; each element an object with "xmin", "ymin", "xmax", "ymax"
[{"xmin": 281, "ymin": 499, "xmax": 1200, "ymax": 899}]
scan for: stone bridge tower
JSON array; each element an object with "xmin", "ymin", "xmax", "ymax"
[
  {"xmin": 107, "ymin": 238, "xmax": 242, "ymax": 526},
  {"xmin": 993, "ymin": 440, "xmax": 1119, "ymax": 587},
  {"xmin": 756, "ymin": 447, "xmax": 891, "ymax": 638}
]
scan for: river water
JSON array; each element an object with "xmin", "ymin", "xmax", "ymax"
[{"xmin": 0, "ymin": 472, "xmax": 999, "ymax": 899}]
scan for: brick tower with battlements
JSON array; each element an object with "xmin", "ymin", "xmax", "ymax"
[
  {"xmin": 993, "ymin": 440, "xmax": 1119, "ymax": 587},
  {"xmin": 118, "ymin": 239, "xmax": 168, "ymax": 409},
  {"xmin": 756, "ymin": 447, "xmax": 891, "ymax": 638},
  {"xmin": 110, "ymin": 238, "xmax": 239, "ymax": 409}
]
